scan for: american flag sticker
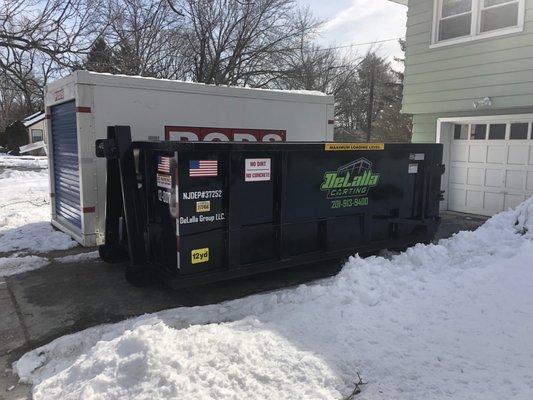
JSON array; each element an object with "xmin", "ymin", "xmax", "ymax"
[
  {"xmin": 189, "ymin": 160, "xmax": 218, "ymax": 177},
  {"xmin": 158, "ymin": 156, "xmax": 171, "ymax": 173}
]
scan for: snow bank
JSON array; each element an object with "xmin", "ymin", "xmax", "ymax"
[
  {"xmin": 0, "ymin": 168, "xmax": 76, "ymax": 253},
  {"xmin": 0, "ymin": 167, "xmax": 76, "ymax": 276},
  {"xmin": 0, "ymin": 255, "xmax": 49, "ymax": 277},
  {"xmin": 0, "ymin": 155, "xmax": 47, "ymax": 169},
  {"xmin": 14, "ymin": 198, "xmax": 533, "ymax": 399},
  {"xmin": 55, "ymin": 251, "xmax": 99, "ymax": 264},
  {"xmin": 0, "ymin": 222, "xmax": 77, "ymax": 253}
]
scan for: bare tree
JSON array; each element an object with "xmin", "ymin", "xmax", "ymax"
[
  {"xmin": 167, "ymin": 0, "xmax": 319, "ymax": 86},
  {"xmin": 1, "ymin": 0, "xmax": 104, "ymax": 72},
  {"xmin": 0, "ymin": 0, "xmax": 105, "ymax": 125},
  {"xmin": 0, "ymin": 70, "xmax": 28, "ymax": 132},
  {"xmin": 272, "ymin": 34, "xmax": 359, "ymax": 96},
  {"xmin": 102, "ymin": 0, "xmax": 189, "ymax": 78}
]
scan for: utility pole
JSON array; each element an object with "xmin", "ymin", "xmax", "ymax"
[{"xmin": 366, "ymin": 61, "xmax": 375, "ymax": 142}]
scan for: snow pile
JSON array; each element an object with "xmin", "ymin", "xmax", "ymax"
[
  {"xmin": 55, "ymin": 251, "xmax": 99, "ymax": 264},
  {"xmin": 0, "ymin": 222, "xmax": 77, "ymax": 253},
  {"xmin": 0, "ymin": 154, "xmax": 47, "ymax": 169},
  {"xmin": 0, "ymin": 255, "xmax": 49, "ymax": 277},
  {"xmin": 0, "ymin": 167, "xmax": 77, "ymax": 275},
  {"xmin": 514, "ymin": 197, "xmax": 533, "ymax": 238},
  {"xmin": 14, "ymin": 198, "xmax": 533, "ymax": 400}
]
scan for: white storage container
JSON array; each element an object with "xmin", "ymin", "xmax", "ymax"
[{"xmin": 44, "ymin": 71, "xmax": 335, "ymax": 246}]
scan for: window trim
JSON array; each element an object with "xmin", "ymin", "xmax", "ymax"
[{"xmin": 431, "ymin": 0, "xmax": 525, "ymax": 48}]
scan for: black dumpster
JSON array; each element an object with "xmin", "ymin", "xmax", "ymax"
[{"xmin": 96, "ymin": 126, "xmax": 444, "ymax": 287}]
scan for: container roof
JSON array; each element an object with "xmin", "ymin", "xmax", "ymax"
[
  {"xmin": 81, "ymin": 71, "xmax": 329, "ymax": 97},
  {"xmin": 46, "ymin": 70, "xmax": 333, "ymax": 105}
]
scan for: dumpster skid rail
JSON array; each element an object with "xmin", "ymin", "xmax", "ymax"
[{"xmin": 96, "ymin": 126, "xmax": 444, "ymax": 287}]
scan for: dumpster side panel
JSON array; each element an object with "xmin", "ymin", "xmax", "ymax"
[{"xmin": 129, "ymin": 142, "xmax": 443, "ymax": 287}]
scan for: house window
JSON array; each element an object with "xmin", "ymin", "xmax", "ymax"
[
  {"xmin": 438, "ymin": 0, "xmax": 473, "ymax": 41},
  {"xmin": 433, "ymin": 0, "xmax": 524, "ymax": 46},
  {"xmin": 31, "ymin": 129, "xmax": 43, "ymax": 142}
]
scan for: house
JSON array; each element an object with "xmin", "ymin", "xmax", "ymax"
[
  {"xmin": 22, "ymin": 111, "xmax": 46, "ymax": 155},
  {"xmin": 390, "ymin": 0, "xmax": 533, "ymax": 216}
]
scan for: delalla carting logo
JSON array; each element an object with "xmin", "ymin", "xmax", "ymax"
[{"xmin": 320, "ymin": 158, "xmax": 380, "ymax": 200}]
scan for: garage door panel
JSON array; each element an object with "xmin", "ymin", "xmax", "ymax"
[
  {"xmin": 447, "ymin": 119, "xmax": 533, "ymax": 216},
  {"xmin": 505, "ymin": 170, "xmax": 525, "ymax": 190},
  {"xmin": 449, "ymin": 188, "xmax": 466, "ymax": 210},
  {"xmin": 485, "ymin": 169, "xmax": 503, "ymax": 187},
  {"xmin": 466, "ymin": 189, "xmax": 484, "ymax": 210},
  {"xmin": 467, "ymin": 168, "xmax": 484, "ymax": 186},
  {"xmin": 504, "ymin": 193, "xmax": 525, "ymax": 210},
  {"xmin": 450, "ymin": 166, "xmax": 467, "ymax": 184},
  {"xmin": 527, "ymin": 172, "xmax": 533, "ymax": 190},
  {"xmin": 484, "ymin": 192, "xmax": 504, "ymax": 215},
  {"xmin": 468, "ymin": 146, "xmax": 487, "ymax": 163},
  {"xmin": 451, "ymin": 144, "xmax": 468, "ymax": 162},
  {"xmin": 507, "ymin": 146, "xmax": 528, "ymax": 165},
  {"xmin": 487, "ymin": 145, "xmax": 505, "ymax": 164}
]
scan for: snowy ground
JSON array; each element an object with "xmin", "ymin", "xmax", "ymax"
[
  {"xmin": 12, "ymin": 198, "xmax": 533, "ymax": 399},
  {"xmin": 0, "ymin": 156, "xmax": 77, "ymax": 276},
  {"xmin": 0, "ymin": 154, "xmax": 48, "ymax": 170}
]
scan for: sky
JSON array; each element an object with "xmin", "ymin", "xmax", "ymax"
[{"xmin": 296, "ymin": 0, "xmax": 408, "ymax": 68}]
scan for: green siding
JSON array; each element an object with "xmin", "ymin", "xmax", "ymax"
[
  {"xmin": 403, "ymin": 0, "xmax": 533, "ymax": 115},
  {"xmin": 411, "ymin": 107, "xmax": 533, "ymax": 142}
]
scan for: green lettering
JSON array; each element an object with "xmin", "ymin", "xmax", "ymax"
[
  {"xmin": 321, "ymin": 173, "xmax": 336, "ymax": 190},
  {"xmin": 334, "ymin": 176, "xmax": 344, "ymax": 188}
]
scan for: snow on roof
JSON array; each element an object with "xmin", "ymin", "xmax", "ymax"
[
  {"xmin": 83, "ymin": 71, "xmax": 330, "ymax": 97},
  {"xmin": 23, "ymin": 111, "xmax": 42, "ymax": 121},
  {"xmin": 22, "ymin": 111, "xmax": 45, "ymax": 128}
]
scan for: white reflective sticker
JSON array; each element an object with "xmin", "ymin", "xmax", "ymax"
[{"xmin": 245, "ymin": 158, "xmax": 271, "ymax": 182}]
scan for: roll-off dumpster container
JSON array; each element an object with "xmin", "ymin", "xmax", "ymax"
[{"xmin": 97, "ymin": 126, "xmax": 444, "ymax": 287}]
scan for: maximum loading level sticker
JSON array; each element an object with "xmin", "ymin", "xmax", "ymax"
[{"xmin": 325, "ymin": 143, "xmax": 384, "ymax": 151}]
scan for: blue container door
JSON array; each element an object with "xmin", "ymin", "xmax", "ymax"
[{"xmin": 51, "ymin": 101, "xmax": 81, "ymax": 229}]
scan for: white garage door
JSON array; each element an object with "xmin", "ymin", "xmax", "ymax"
[{"xmin": 448, "ymin": 120, "xmax": 533, "ymax": 216}]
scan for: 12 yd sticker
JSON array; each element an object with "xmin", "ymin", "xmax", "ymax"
[{"xmin": 191, "ymin": 248, "xmax": 209, "ymax": 264}]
